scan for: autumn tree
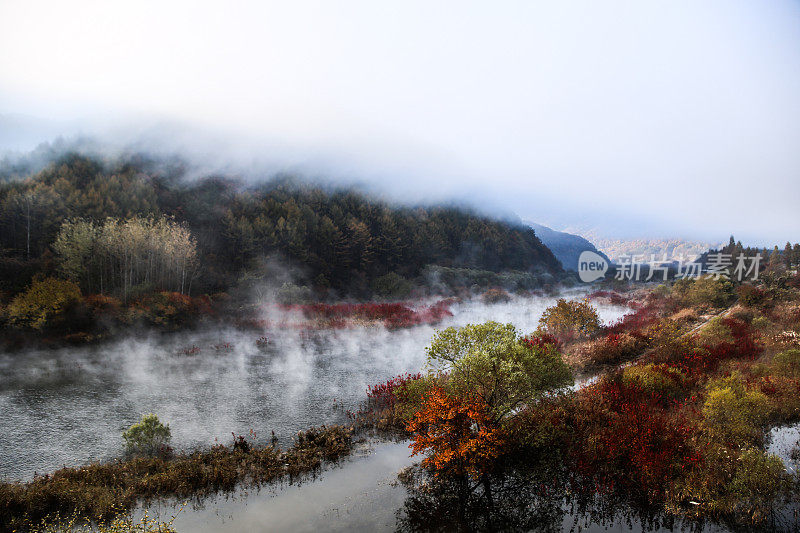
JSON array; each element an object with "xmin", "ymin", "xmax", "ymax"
[
  {"xmin": 537, "ymin": 298, "xmax": 601, "ymax": 342},
  {"xmin": 6, "ymin": 277, "xmax": 82, "ymax": 330},
  {"xmin": 425, "ymin": 322, "xmax": 573, "ymax": 423},
  {"xmin": 407, "ymin": 385, "xmax": 505, "ymax": 481},
  {"xmin": 54, "ymin": 216, "xmax": 198, "ymax": 301},
  {"xmin": 402, "ymin": 321, "xmax": 572, "ymax": 497}
]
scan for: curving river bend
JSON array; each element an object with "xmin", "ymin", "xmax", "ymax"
[
  {"xmin": 0, "ymin": 293, "xmax": 628, "ymax": 482},
  {"xmin": 6, "ymin": 294, "xmax": 780, "ymax": 531}
]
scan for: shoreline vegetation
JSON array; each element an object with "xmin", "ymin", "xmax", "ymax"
[
  {"xmin": 0, "ymin": 295, "xmax": 464, "ymax": 352},
  {"xmin": 4, "ymin": 265, "xmax": 800, "ymax": 531},
  {"xmin": 1, "ymin": 425, "xmax": 354, "ymax": 532},
  {"xmin": 0, "ymin": 152, "xmax": 567, "ymax": 353}
]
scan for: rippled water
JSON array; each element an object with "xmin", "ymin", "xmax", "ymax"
[
  {"xmin": 0, "ymin": 293, "xmax": 628, "ymax": 481},
  {"xmin": 146, "ymin": 441, "xmax": 413, "ymax": 532}
]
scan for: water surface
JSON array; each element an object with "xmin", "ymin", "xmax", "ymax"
[{"xmin": 0, "ymin": 293, "xmax": 628, "ymax": 480}]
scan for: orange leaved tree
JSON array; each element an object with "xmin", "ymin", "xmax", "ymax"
[
  {"xmin": 407, "ymin": 385, "xmax": 505, "ymax": 481},
  {"xmin": 404, "ymin": 322, "xmax": 572, "ymax": 508}
]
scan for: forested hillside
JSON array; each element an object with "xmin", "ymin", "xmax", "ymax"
[{"xmin": 0, "ymin": 153, "xmax": 562, "ymax": 301}]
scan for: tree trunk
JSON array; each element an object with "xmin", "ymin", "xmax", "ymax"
[{"xmin": 25, "ymin": 200, "xmax": 31, "ymax": 261}]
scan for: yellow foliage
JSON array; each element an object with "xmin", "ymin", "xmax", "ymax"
[
  {"xmin": 622, "ymin": 364, "xmax": 686, "ymax": 396},
  {"xmin": 537, "ymin": 298, "xmax": 600, "ymax": 341},
  {"xmin": 702, "ymin": 374, "xmax": 770, "ymax": 446},
  {"xmin": 6, "ymin": 278, "xmax": 82, "ymax": 330}
]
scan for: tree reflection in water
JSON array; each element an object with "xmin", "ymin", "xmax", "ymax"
[{"xmin": 394, "ymin": 456, "xmax": 793, "ymax": 533}]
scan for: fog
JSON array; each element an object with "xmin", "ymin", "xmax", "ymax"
[
  {"xmin": 2, "ymin": 1, "xmax": 800, "ymax": 244},
  {"xmin": 0, "ymin": 293, "xmax": 628, "ymax": 481}
]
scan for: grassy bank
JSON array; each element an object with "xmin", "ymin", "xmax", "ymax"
[{"xmin": 0, "ymin": 426, "xmax": 352, "ymax": 532}]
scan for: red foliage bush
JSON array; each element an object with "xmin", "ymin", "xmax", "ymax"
[
  {"xmin": 84, "ymin": 294, "xmax": 123, "ymax": 320},
  {"xmin": 520, "ymin": 332, "xmax": 562, "ymax": 351},
  {"xmin": 582, "ymin": 333, "xmax": 644, "ymax": 367},
  {"xmin": 178, "ymin": 344, "xmax": 201, "ymax": 356},
  {"xmin": 701, "ymin": 318, "xmax": 761, "ymax": 366},
  {"xmin": 128, "ymin": 292, "xmax": 214, "ymax": 327},
  {"xmin": 569, "ymin": 377, "xmax": 700, "ymax": 499},
  {"xmin": 660, "ymin": 318, "xmax": 762, "ymax": 376},
  {"xmin": 281, "ymin": 300, "xmax": 453, "ymax": 329},
  {"xmin": 353, "ymin": 372, "xmax": 426, "ymax": 430},
  {"xmin": 366, "ymin": 372, "xmax": 423, "ymax": 410},
  {"xmin": 603, "ymin": 304, "xmax": 659, "ymax": 336}
]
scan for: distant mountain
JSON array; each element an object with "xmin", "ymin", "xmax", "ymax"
[
  {"xmin": 564, "ymin": 228, "xmax": 720, "ymax": 264},
  {"xmin": 528, "ymin": 222, "xmax": 610, "ymax": 271}
]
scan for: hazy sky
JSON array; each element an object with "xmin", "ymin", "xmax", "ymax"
[{"xmin": 1, "ymin": 1, "xmax": 799, "ymax": 244}]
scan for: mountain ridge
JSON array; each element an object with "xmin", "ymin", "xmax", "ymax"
[{"xmin": 527, "ymin": 222, "xmax": 610, "ymax": 271}]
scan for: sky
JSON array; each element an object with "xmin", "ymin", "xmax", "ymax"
[{"xmin": 1, "ymin": 0, "xmax": 799, "ymax": 245}]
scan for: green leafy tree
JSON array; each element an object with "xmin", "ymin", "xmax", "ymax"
[
  {"xmin": 537, "ymin": 298, "xmax": 600, "ymax": 341},
  {"xmin": 674, "ymin": 276, "xmax": 735, "ymax": 309},
  {"xmin": 122, "ymin": 413, "xmax": 172, "ymax": 456},
  {"xmin": 372, "ymin": 272, "xmax": 412, "ymax": 299},
  {"xmin": 425, "ymin": 321, "xmax": 573, "ymax": 422}
]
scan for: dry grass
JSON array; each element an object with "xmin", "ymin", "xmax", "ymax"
[{"xmin": 0, "ymin": 425, "xmax": 353, "ymax": 532}]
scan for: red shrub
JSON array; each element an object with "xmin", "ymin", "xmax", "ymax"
[
  {"xmin": 84, "ymin": 294, "xmax": 123, "ymax": 319},
  {"xmin": 280, "ymin": 300, "xmax": 453, "ymax": 329},
  {"xmin": 704, "ymin": 318, "xmax": 761, "ymax": 363},
  {"xmin": 570, "ymin": 377, "xmax": 700, "ymax": 499},
  {"xmin": 521, "ymin": 332, "xmax": 562, "ymax": 351},
  {"xmin": 604, "ymin": 304, "xmax": 659, "ymax": 336},
  {"xmin": 583, "ymin": 333, "xmax": 644, "ymax": 367},
  {"xmin": 178, "ymin": 344, "xmax": 201, "ymax": 356},
  {"xmin": 366, "ymin": 372, "xmax": 423, "ymax": 410},
  {"xmin": 665, "ymin": 318, "xmax": 762, "ymax": 376},
  {"xmin": 128, "ymin": 292, "xmax": 214, "ymax": 327},
  {"xmin": 255, "ymin": 336, "xmax": 270, "ymax": 348}
]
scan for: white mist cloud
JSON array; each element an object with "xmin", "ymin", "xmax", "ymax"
[
  {"xmin": 0, "ymin": 293, "xmax": 628, "ymax": 481},
  {"xmin": 1, "ymin": 0, "xmax": 799, "ymax": 244}
]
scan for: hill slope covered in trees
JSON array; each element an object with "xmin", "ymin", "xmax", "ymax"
[{"xmin": 0, "ymin": 153, "xmax": 563, "ymax": 301}]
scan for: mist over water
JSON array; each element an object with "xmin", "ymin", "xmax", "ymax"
[{"xmin": 0, "ymin": 293, "xmax": 628, "ymax": 481}]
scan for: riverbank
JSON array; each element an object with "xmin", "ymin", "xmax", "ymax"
[{"xmin": 0, "ymin": 426, "xmax": 353, "ymax": 531}]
